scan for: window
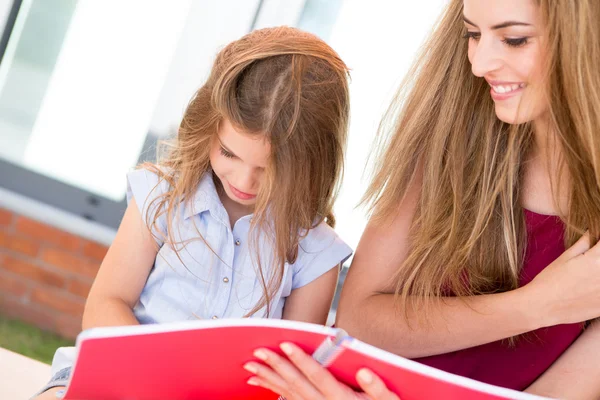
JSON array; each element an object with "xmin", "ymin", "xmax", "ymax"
[
  {"xmin": 0, "ymin": 0, "xmax": 448, "ymax": 247},
  {"xmin": 0, "ymin": 0, "xmax": 262, "ymax": 230}
]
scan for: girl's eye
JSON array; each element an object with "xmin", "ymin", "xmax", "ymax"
[
  {"xmin": 463, "ymin": 31, "xmax": 481, "ymax": 41},
  {"xmin": 503, "ymin": 37, "xmax": 529, "ymax": 48},
  {"xmin": 220, "ymin": 147, "xmax": 235, "ymax": 159}
]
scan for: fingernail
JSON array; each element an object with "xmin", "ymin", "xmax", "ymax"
[
  {"xmin": 357, "ymin": 368, "xmax": 373, "ymax": 384},
  {"xmin": 244, "ymin": 363, "xmax": 258, "ymax": 374},
  {"xmin": 247, "ymin": 377, "xmax": 259, "ymax": 386},
  {"xmin": 280, "ymin": 342, "xmax": 293, "ymax": 356},
  {"xmin": 254, "ymin": 349, "xmax": 268, "ymax": 361}
]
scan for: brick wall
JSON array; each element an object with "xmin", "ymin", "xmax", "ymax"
[{"xmin": 0, "ymin": 208, "xmax": 108, "ymax": 339}]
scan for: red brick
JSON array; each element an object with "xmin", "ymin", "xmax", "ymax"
[
  {"xmin": 40, "ymin": 248, "xmax": 100, "ymax": 279},
  {"xmin": 15, "ymin": 217, "xmax": 81, "ymax": 251},
  {"xmin": 30, "ymin": 287, "xmax": 85, "ymax": 317},
  {"xmin": 67, "ymin": 279, "xmax": 93, "ymax": 299},
  {"xmin": 0, "ymin": 271, "xmax": 29, "ymax": 298},
  {"xmin": 0, "ymin": 294, "xmax": 57, "ymax": 333},
  {"xmin": 82, "ymin": 240, "xmax": 108, "ymax": 261},
  {"xmin": 0, "ymin": 208, "xmax": 13, "ymax": 227},
  {"xmin": 0, "ymin": 231, "xmax": 41, "ymax": 257},
  {"xmin": 1, "ymin": 256, "xmax": 66, "ymax": 288}
]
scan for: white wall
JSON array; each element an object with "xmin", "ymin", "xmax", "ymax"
[{"xmin": 326, "ymin": 0, "xmax": 450, "ymax": 249}]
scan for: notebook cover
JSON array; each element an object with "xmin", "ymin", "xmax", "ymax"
[
  {"xmin": 62, "ymin": 319, "xmax": 552, "ymax": 400},
  {"xmin": 62, "ymin": 319, "xmax": 336, "ymax": 400}
]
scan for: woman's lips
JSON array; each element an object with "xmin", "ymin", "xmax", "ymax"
[{"xmin": 487, "ymin": 81, "xmax": 527, "ymax": 101}]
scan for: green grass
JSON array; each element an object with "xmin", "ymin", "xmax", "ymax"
[{"xmin": 0, "ymin": 315, "xmax": 74, "ymax": 364}]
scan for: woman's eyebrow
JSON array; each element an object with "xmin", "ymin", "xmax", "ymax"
[{"xmin": 463, "ymin": 15, "xmax": 532, "ymax": 30}]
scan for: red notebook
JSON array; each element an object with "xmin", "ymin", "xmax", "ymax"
[{"xmin": 62, "ymin": 319, "xmax": 551, "ymax": 400}]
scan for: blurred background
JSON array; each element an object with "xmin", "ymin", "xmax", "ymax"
[{"xmin": 0, "ymin": 0, "xmax": 446, "ymax": 361}]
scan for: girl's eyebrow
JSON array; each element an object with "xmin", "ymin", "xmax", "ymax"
[{"xmin": 463, "ymin": 15, "xmax": 532, "ymax": 30}]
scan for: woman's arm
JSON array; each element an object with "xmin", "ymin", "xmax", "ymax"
[
  {"xmin": 282, "ymin": 266, "xmax": 339, "ymax": 324},
  {"xmin": 525, "ymin": 319, "xmax": 600, "ymax": 399},
  {"xmin": 335, "ymin": 175, "xmax": 599, "ymax": 358},
  {"xmin": 336, "ymin": 216, "xmax": 541, "ymax": 358},
  {"xmin": 82, "ymin": 198, "xmax": 158, "ymax": 329}
]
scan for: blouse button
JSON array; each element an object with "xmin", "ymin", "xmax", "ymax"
[
  {"xmin": 235, "ymin": 239, "xmax": 241, "ymax": 246},
  {"xmin": 212, "ymin": 315, "xmax": 218, "ymax": 320},
  {"xmin": 223, "ymin": 277, "xmax": 229, "ymax": 283}
]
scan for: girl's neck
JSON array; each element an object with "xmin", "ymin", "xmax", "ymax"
[{"xmin": 212, "ymin": 174, "xmax": 254, "ymax": 228}]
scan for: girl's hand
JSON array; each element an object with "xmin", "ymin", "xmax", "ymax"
[
  {"xmin": 244, "ymin": 342, "xmax": 400, "ymax": 400},
  {"xmin": 526, "ymin": 232, "xmax": 600, "ymax": 326}
]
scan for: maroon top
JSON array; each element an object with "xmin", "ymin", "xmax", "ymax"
[{"xmin": 413, "ymin": 209, "xmax": 583, "ymax": 390}]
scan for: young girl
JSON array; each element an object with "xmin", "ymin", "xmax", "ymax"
[
  {"xmin": 33, "ymin": 26, "xmax": 352, "ymax": 398},
  {"xmin": 247, "ymin": 1, "xmax": 600, "ymax": 399}
]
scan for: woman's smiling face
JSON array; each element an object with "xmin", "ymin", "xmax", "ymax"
[{"xmin": 464, "ymin": 0, "xmax": 547, "ymax": 125}]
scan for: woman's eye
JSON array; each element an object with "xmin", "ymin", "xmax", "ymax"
[{"xmin": 463, "ymin": 31, "xmax": 481, "ymax": 41}]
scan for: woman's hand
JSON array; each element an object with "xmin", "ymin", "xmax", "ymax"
[
  {"xmin": 526, "ymin": 232, "xmax": 600, "ymax": 327},
  {"xmin": 244, "ymin": 342, "xmax": 399, "ymax": 400}
]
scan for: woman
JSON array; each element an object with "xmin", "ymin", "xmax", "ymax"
[{"xmin": 244, "ymin": 0, "xmax": 600, "ymax": 398}]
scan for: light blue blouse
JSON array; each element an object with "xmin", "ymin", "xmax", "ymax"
[{"xmin": 127, "ymin": 168, "xmax": 353, "ymax": 323}]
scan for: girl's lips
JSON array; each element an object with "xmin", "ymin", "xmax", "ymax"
[{"xmin": 229, "ymin": 183, "xmax": 256, "ymax": 200}]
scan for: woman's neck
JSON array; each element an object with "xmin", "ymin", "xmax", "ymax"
[
  {"xmin": 531, "ymin": 113, "xmax": 556, "ymax": 162},
  {"xmin": 522, "ymin": 114, "xmax": 569, "ymax": 215}
]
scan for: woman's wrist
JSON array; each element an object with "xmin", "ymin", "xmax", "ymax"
[{"xmin": 513, "ymin": 284, "xmax": 549, "ymax": 331}]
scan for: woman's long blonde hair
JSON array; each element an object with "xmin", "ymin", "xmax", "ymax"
[
  {"xmin": 142, "ymin": 27, "xmax": 350, "ymax": 317},
  {"xmin": 364, "ymin": 0, "xmax": 600, "ymax": 324}
]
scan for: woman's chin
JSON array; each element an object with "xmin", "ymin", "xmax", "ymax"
[{"xmin": 494, "ymin": 107, "xmax": 532, "ymax": 125}]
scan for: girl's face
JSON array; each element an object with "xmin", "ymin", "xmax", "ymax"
[
  {"xmin": 210, "ymin": 119, "xmax": 270, "ymax": 209},
  {"xmin": 464, "ymin": 0, "xmax": 547, "ymax": 125}
]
